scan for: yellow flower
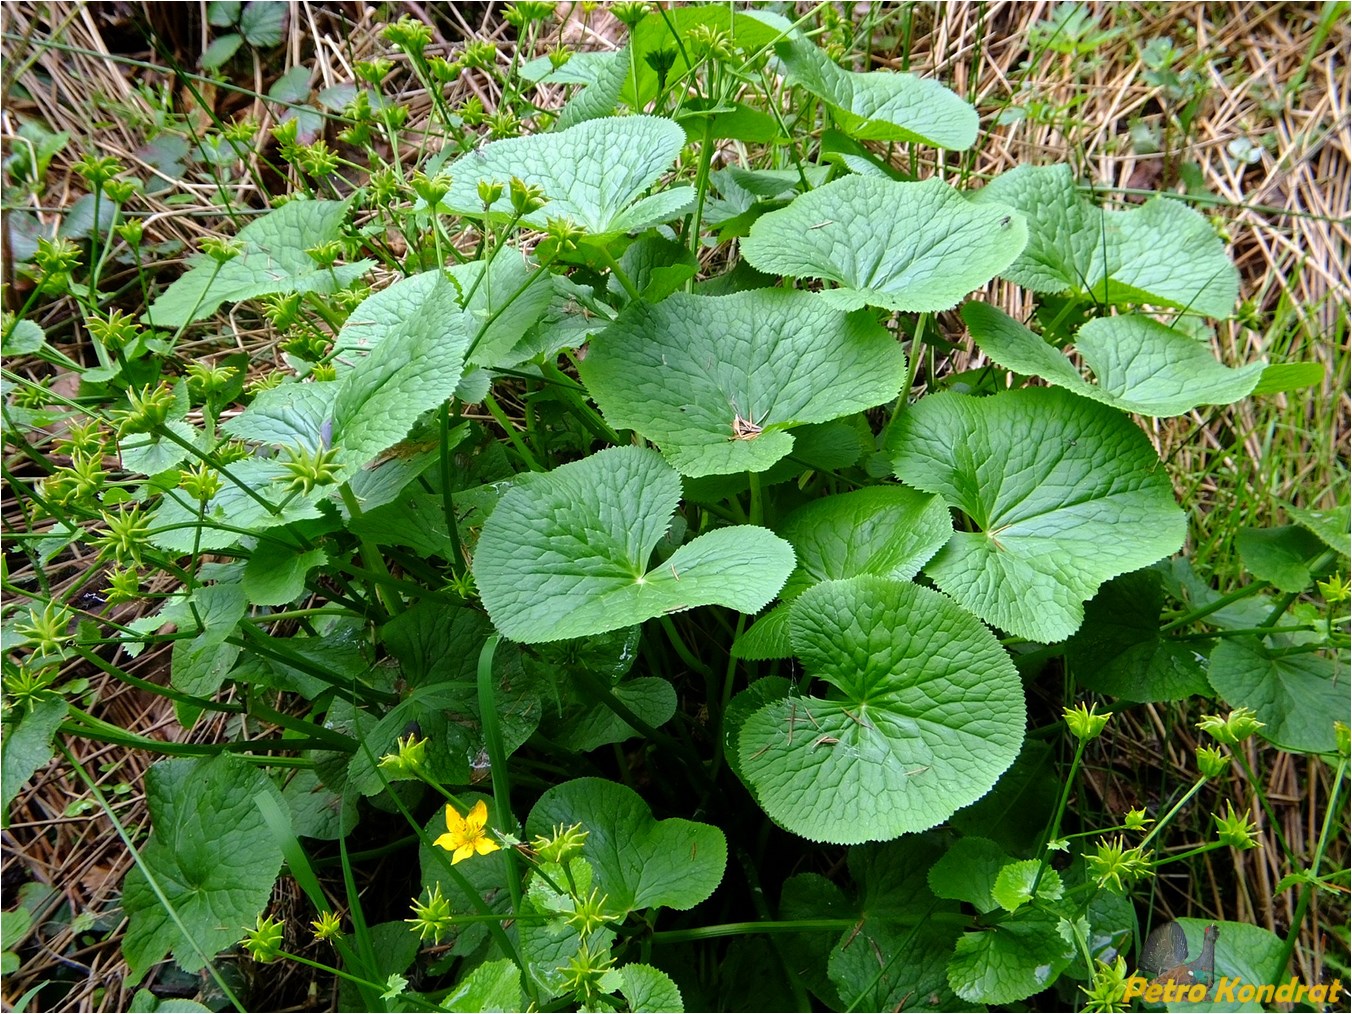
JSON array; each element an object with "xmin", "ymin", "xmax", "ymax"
[{"xmin": 434, "ymin": 799, "xmax": 501, "ymax": 864}]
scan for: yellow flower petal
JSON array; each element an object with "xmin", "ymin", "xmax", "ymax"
[
  {"xmin": 433, "ymin": 832, "xmax": 457, "ymax": 852},
  {"xmin": 474, "ymin": 836, "xmax": 501, "ymax": 857},
  {"xmin": 444, "ymin": 803, "xmax": 467, "ymax": 836},
  {"xmin": 466, "ymin": 799, "xmax": 488, "ymax": 834},
  {"xmin": 453, "ymin": 842, "xmax": 475, "ymax": 864}
]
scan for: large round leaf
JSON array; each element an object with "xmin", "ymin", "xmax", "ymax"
[
  {"xmin": 774, "ymin": 36, "xmax": 978, "ymax": 149},
  {"xmin": 736, "ymin": 577, "xmax": 1025, "ymax": 844},
  {"xmin": 579, "ymin": 289, "xmax": 905, "ymax": 476},
  {"xmin": 733, "ymin": 485, "xmax": 951, "ymax": 660},
  {"xmin": 963, "ymin": 303, "xmax": 1264, "ymax": 417},
  {"xmin": 741, "ymin": 176, "xmax": 1027, "ymax": 312},
  {"xmin": 890, "ymin": 387, "xmax": 1186, "ymax": 642},
  {"xmin": 974, "ymin": 164, "xmax": 1239, "ymax": 318},
  {"xmin": 472, "ymin": 446, "xmax": 794, "ymax": 642},
  {"xmin": 436, "ymin": 115, "xmax": 692, "ymax": 236}
]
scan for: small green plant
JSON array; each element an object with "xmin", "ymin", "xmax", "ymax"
[{"xmin": 1, "ymin": 4, "xmax": 1345, "ymax": 1011}]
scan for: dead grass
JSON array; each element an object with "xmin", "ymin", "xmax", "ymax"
[{"xmin": 1, "ymin": 2, "xmax": 1347, "ymax": 1010}]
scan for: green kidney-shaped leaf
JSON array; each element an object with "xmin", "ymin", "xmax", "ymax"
[
  {"xmin": 121, "ymin": 755, "xmax": 284, "ymax": 982},
  {"xmin": 778, "ymin": 485, "xmax": 952, "ymax": 599},
  {"xmin": 1287, "ymin": 503, "xmax": 1350, "ymax": 559},
  {"xmin": 526, "ymin": 778, "xmax": 726, "ymax": 915},
  {"xmin": 1208, "ymin": 637, "xmax": 1347, "ymax": 754},
  {"xmin": 330, "ymin": 272, "xmax": 468, "ymax": 469},
  {"xmin": 145, "ymin": 200, "xmax": 371, "ymax": 327},
  {"xmin": 741, "ymin": 176, "xmax": 1027, "ymax": 311},
  {"xmin": 890, "ymin": 387, "xmax": 1186, "ymax": 642},
  {"xmin": 1235, "ymin": 525, "xmax": 1328, "ymax": 592},
  {"xmin": 473, "ymin": 446, "xmax": 794, "ymax": 642},
  {"xmin": 1067, "ymin": 569, "xmax": 1210, "ymax": 702},
  {"xmin": 734, "ymin": 485, "xmax": 950, "ymax": 659},
  {"xmin": 437, "ymin": 116, "xmax": 691, "ymax": 237},
  {"xmin": 974, "ymin": 164, "xmax": 1238, "ymax": 318},
  {"xmin": 964, "ymin": 303, "xmax": 1264, "ymax": 416},
  {"xmin": 927, "ymin": 836, "xmax": 1012, "ymax": 914},
  {"xmin": 737, "ymin": 577, "xmax": 1025, "ymax": 844},
  {"xmin": 579, "ymin": 290, "xmax": 905, "ymax": 477},
  {"xmin": 947, "ymin": 909, "xmax": 1077, "ymax": 1004},
  {"xmin": 775, "ymin": 36, "xmax": 978, "ymax": 149}
]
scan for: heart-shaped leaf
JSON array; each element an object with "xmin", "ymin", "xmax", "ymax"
[
  {"xmin": 742, "ymin": 176, "xmax": 1027, "ymax": 311},
  {"xmin": 736, "ymin": 577, "xmax": 1025, "ymax": 844},
  {"xmin": 472, "ymin": 446, "xmax": 794, "ymax": 642},
  {"xmin": 890, "ymin": 387, "xmax": 1186, "ymax": 642},
  {"xmin": 121, "ymin": 755, "xmax": 284, "ymax": 982},
  {"xmin": 1067, "ymin": 569, "xmax": 1210, "ymax": 702},
  {"xmin": 145, "ymin": 199, "xmax": 372, "ymax": 327},
  {"xmin": 526, "ymin": 778, "xmax": 726, "ymax": 914},
  {"xmin": 775, "ymin": 36, "xmax": 978, "ymax": 149},
  {"xmin": 437, "ymin": 116, "xmax": 691, "ymax": 237},
  {"xmin": 579, "ymin": 290, "xmax": 905, "ymax": 476},
  {"xmin": 1235, "ymin": 525, "xmax": 1329, "ymax": 592},
  {"xmin": 1208, "ymin": 637, "xmax": 1347, "ymax": 754},
  {"xmin": 963, "ymin": 303, "xmax": 1264, "ymax": 417},
  {"xmin": 974, "ymin": 164, "xmax": 1238, "ymax": 318}
]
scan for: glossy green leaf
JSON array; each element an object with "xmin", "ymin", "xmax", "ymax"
[
  {"xmin": 825, "ymin": 838, "xmax": 963, "ymax": 1012},
  {"xmin": 223, "ymin": 379, "xmax": 336, "ymax": 451},
  {"xmin": 579, "ymin": 290, "xmax": 905, "ymax": 476},
  {"xmin": 472, "ymin": 446, "xmax": 795, "ymax": 642},
  {"xmin": 548, "ymin": 677, "xmax": 677, "ymax": 752},
  {"xmin": 335, "ymin": 262, "xmax": 550, "ymax": 373},
  {"xmin": 169, "ymin": 584, "xmax": 248, "ymax": 698},
  {"xmin": 149, "ymin": 459, "xmax": 327, "ymax": 554},
  {"xmin": 948, "ymin": 909, "xmax": 1077, "ymax": 1003},
  {"xmin": 145, "ymin": 200, "xmax": 371, "ymax": 327},
  {"xmin": 437, "ymin": 116, "xmax": 691, "ymax": 237},
  {"xmin": 1236, "ymin": 525, "xmax": 1329, "ymax": 591},
  {"xmin": 775, "ymin": 36, "xmax": 978, "ymax": 149},
  {"xmin": 742, "ymin": 176, "xmax": 1026, "ymax": 311},
  {"xmin": 735, "ymin": 485, "xmax": 950, "ymax": 659},
  {"xmin": 1252, "ymin": 361, "xmax": 1324, "ymax": 395},
  {"xmin": 242, "ymin": 544, "xmax": 327, "ymax": 606},
  {"xmin": 442, "ymin": 959, "xmax": 524, "ymax": 1013},
  {"xmin": 238, "ymin": 0, "xmax": 286, "ymax": 46},
  {"xmin": 738, "ymin": 577, "xmax": 1025, "ymax": 844},
  {"xmin": 330, "ymin": 272, "xmax": 468, "ymax": 469},
  {"xmin": 963, "ymin": 303, "xmax": 1264, "ymax": 416},
  {"xmin": 617, "ymin": 964, "xmax": 684, "ymax": 1013},
  {"xmin": 1, "ymin": 698, "xmax": 67, "ymax": 820},
  {"xmin": 927, "ymin": 836, "xmax": 1012, "ymax": 914},
  {"xmin": 121, "ymin": 755, "xmax": 283, "ymax": 981},
  {"xmin": 1, "ymin": 319, "xmax": 44, "ymax": 356},
  {"xmin": 1208, "ymin": 637, "xmax": 1347, "ymax": 754},
  {"xmin": 1287, "ymin": 503, "xmax": 1350, "ymax": 559},
  {"xmin": 975, "ymin": 164, "xmax": 1238, "ymax": 317},
  {"xmin": 778, "ymin": 486, "xmax": 952, "ymax": 599},
  {"xmin": 891, "ymin": 387, "xmax": 1187, "ymax": 642},
  {"xmin": 991, "ymin": 860, "xmax": 1063, "ymax": 912},
  {"xmin": 1067, "ymin": 569, "xmax": 1210, "ymax": 702},
  {"xmin": 526, "ymin": 778, "xmax": 727, "ymax": 914},
  {"xmin": 621, "ymin": 7, "xmax": 791, "ymax": 110}
]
